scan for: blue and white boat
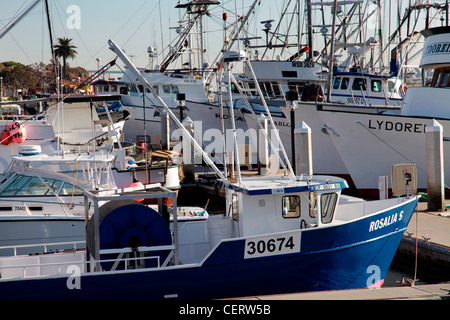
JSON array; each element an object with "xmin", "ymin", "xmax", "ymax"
[
  {"xmin": 0, "ymin": 173, "xmax": 417, "ymax": 299},
  {"xmin": 0, "ymin": 40, "xmax": 418, "ymax": 300}
]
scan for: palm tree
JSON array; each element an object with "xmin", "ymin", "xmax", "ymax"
[{"xmin": 54, "ymin": 37, "xmax": 77, "ymax": 79}]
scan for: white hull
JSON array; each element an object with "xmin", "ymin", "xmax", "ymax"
[
  {"xmin": 0, "ymin": 217, "xmax": 85, "ymax": 256},
  {"xmin": 113, "ymin": 164, "xmax": 181, "ymax": 190},
  {"xmin": 317, "ymin": 107, "xmax": 450, "ymax": 197},
  {"xmin": 243, "ymin": 102, "xmax": 350, "ymax": 177}
]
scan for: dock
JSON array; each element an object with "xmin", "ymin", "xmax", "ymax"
[{"xmin": 231, "ymin": 283, "xmax": 450, "ymax": 300}]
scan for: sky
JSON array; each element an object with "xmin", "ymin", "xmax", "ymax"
[
  {"xmin": 0, "ymin": 0, "xmax": 276, "ymax": 73},
  {"xmin": 0, "ymin": 1, "xmax": 444, "ymax": 75}
]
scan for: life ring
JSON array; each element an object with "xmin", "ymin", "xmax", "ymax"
[
  {"xmin": 0, "ymin": 130, "xmax": 11, "ymax": 145},
  {"xmin": 6, "ymin": 121, "xmax": 26, "ymax": 144},
  {"xmin": 400, "ymin": 83, "xmax": 407, "ymax": 97}
]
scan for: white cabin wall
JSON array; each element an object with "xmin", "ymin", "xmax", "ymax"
[{"xmin": 240, "ymin": 194, "xmax": 278, "ymax": 237}]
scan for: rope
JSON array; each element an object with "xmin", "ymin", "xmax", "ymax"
[{"xmin": 413, "ymin": 195, "xmax": 419, "ymax": 285}]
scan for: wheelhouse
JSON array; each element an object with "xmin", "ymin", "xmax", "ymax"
[
  {"xmin": 330, "ymin": 72, "xmax": 403, "ymax": 105},
  {"xmin": 226, "ymin": 176, "xmax": 347, "ymax": 237}
]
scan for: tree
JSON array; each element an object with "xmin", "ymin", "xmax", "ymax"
[
  {"xmin": 0, "ymin": 61, "xmax": 39, "ymax": 96},
  {"xmin": 54, "ymin": 37, "xmax": 78, "ymax": 80}
]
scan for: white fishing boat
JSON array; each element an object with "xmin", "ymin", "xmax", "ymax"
[
  {"xmin": 0, "ymin": 40, "xmax": 419, "ymax": 300},
  {"xmin": 103, "ymin": 0, "xmax": 262, "ymax": 158},
  {"xmin": 0, "ymin": 150, "xmax": 198, "ymax": 257},
  {"xmin": 317, "ymin": 26, "xmax": 450, "ymax": 198},
  {"xmin": 0, "ymin": 95, "xmax": 129, "ymax": 173},
  {"xmin": 237, "ymin": 0, "xmax": 407, "ymax": 181},
  {"xmin": 0, "ymin": 152, "xmax": 115, "ymax": 255}
]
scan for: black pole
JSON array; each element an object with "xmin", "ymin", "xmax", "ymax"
[
  {"xmin": 290, "ymin": 108, "xmax": 296, "ymax": 174},
  {"xmin": 286, "ymin": 90, "xmax": 299, "ymax": 175}
]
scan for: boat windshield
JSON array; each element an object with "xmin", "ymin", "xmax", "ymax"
[{"xmin": 0, "ymin": 175, "xmax": 83, "ymax": 197}]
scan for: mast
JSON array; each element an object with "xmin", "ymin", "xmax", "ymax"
[
  {"xmin": 307, "ymin": 0, "xmax": 314, "ymax": 60},
  {"xmin": 160, "ymin": 0, "xmax": 219, "ymax": 74},
  {"xmin": 0, "ymin": 0, "xmax": 41, "ymax": 40},
  {"xmin": 326, "ymin": 0, "xmax": 338, "ymax": 102},
  {"xmin": 108, "ymin": 39, "xmax": 230, "ymax": 187}
]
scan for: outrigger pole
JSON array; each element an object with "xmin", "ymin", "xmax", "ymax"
[{"xmin": 108, "ymin": 39, "xmax": 231, "ymax": 187}]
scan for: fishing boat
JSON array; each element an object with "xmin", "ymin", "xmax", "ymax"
[
  {"xmin": 0, "ymin": 152, "xmax": 116, "ymax": 255},
  {"xmin": 0, "ymin": 95, "xmax": 129, "ymax": 173},
  {"xmin": 317, "ymin": 26, "xmax": 450, "ymax": 198},
  {"xmin": 0, "ymin": 41, "xmax": 418, "ymax": 300},
  {"xmin": 106, "ymin": 0, "xmax": 261, "ymax": 154},
  {"xmin": 0, "ymin": 150, "xmax": 197, "ymax": 257},
  {"xmin": 237, "ymin": 0, "xmax": 407, "ymax": 180}
]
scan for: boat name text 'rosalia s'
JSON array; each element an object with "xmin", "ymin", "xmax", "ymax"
[
  {"xmin": 368, "ymin": 120, "xmax": 426, "ymax": 133},
  {"xmin": 369, "ymin": 211, "xmax": 403, "ymax": 232}
]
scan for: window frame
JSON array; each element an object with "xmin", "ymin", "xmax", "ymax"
[
  {"xmin": 320, "ymin": 193, "xmax": 338, "ymax": 224},
  {"xmin": 341, "ymin": 77, "xmax": 350, "ymax": 90},
  {"xmin": 371, "ymin": 80, "xmax": 382, "ymax": 92},
  {"xmin": 333, "ymin": 77, "xmax": 342, "ymax": 90},
  {"xmin": 352, "ymin": 78, "xmax": 367, "ymax": 91},
  {"xmin": 282, "ymin": 195, "xmax": 300, "ymax": 219}
]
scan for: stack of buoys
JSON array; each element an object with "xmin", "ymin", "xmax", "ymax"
[{"xmin": 1, "ymin": 121, "xmax": 26, "ymax": 145}]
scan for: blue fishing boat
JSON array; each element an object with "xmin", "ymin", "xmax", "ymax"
[
  {"xmin": 0, "ymin": 40, "xmax": 418, "ymax": 300},
  {"xmin": 0, "ymin": 174, "xmax": 417, "ymax": 299}
]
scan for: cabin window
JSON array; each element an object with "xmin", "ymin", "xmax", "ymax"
[
  {"xmin": 333, "ymin": 77, "xmax": 341, "ymax": 90},
  {"xmin": 440, "ymin": 70, "xmax": 450, "ymax": 87},
  {"xmin": 288, "ymin": 82, "xmax": 306, "ymax": 95},
  {"xmin": 260, "ymin": 82, "xmax": 281, "ymax": 98},
  {"xmin": 171, "ymin": 86, "xmax": 179, "ymax": 94},
  {"xmin": 103, "ymin": 85, "xmax": 109, "ymax": 92},
  {"xmin": 15, "ymin": 177, "xmax": 55, "ymax": 196},
  {"xmin": 0, "ymin": 175, "xmax": 30, "ymax": 196},
  {"xmin": 341, "ymin": 77, "xmax": 350, "ymax": 90},
  {"xmin": 49, "ymin": 180, "xmax": 63, "ymax": 195},
  {"xmin": 59, "ymin": 182, "xmax": 83, "ymax": 196},
  {"xmin": 232, "ymin": 193, "xmax": 239, "ymax": 221},
  {"xmin": 162, "ymin": 85, "xmax": 170, "ymax": 94},
  {"xmin": 231, "ymin": 83, "xmax": 239, "ymax": 93},
  {"xmin": 111, "ymin": 85, "xmax": 117, "ymax": 92},
  {"xmin": 352, "ymin": 78, "xmax": 367, "ymax": 91},
  {"xmin": 371, "ymin": 80, "xmax": 382, "ymax": 92},
  {"xmin": 120, "ymin": 87, "xmax": 128, "ymax": 95},
  {"xmin": 138, "ymin": 85, "xmax": 144, "ymax": 93},
  {"xmin": 387, "ymin": 81, "xmax": 395, "ymax": 93},
  {"xmin": 282, "ymin": 196, "xmax": 300, "ymax": 218},
  {"xmin": 282, "ymin": 71, "xmax": 298, "ymax": 78},
  {"xmin": 309, "ymin": 191, "xmax": 317, "ymax": 218},
  {"xmin": 321, "ymin": 193, "xmax": 338, "ymax": 224},
  {"xmin": 128, "ymin": 84, "xmax": 138, "ymax": 93},
  {"xmin": 430, "ymin": 68, "xmax": 450, "ymax": 87}
]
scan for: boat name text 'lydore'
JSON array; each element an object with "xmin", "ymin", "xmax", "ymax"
[
  {"xmin": 369, "ymin": 211, "xmax": 403, "ymax": 232},
  {"xmin": 367, "ymin": 119, "xmax": 425, "ymax": 133}
]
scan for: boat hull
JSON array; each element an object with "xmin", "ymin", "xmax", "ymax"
[
  {"xmin": 0, "ymin": 197, "xmax": 416, "ymax": 299},
  {"xmin": 317, "ymin": 108, "xmax": 450, "ymax": 198},
  {"xmin": 0, "ymin": 217, "xmax": 85, "ymax": 256}
]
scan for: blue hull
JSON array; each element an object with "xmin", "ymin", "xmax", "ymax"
[{"xmin": 0, "ymin": 198, "xmax": 416, "ymax": 300}]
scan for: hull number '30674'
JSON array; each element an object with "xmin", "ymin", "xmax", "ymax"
[{"xmin": 244, "ymin": 232, "xmax": 301, "ymax": 259}]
